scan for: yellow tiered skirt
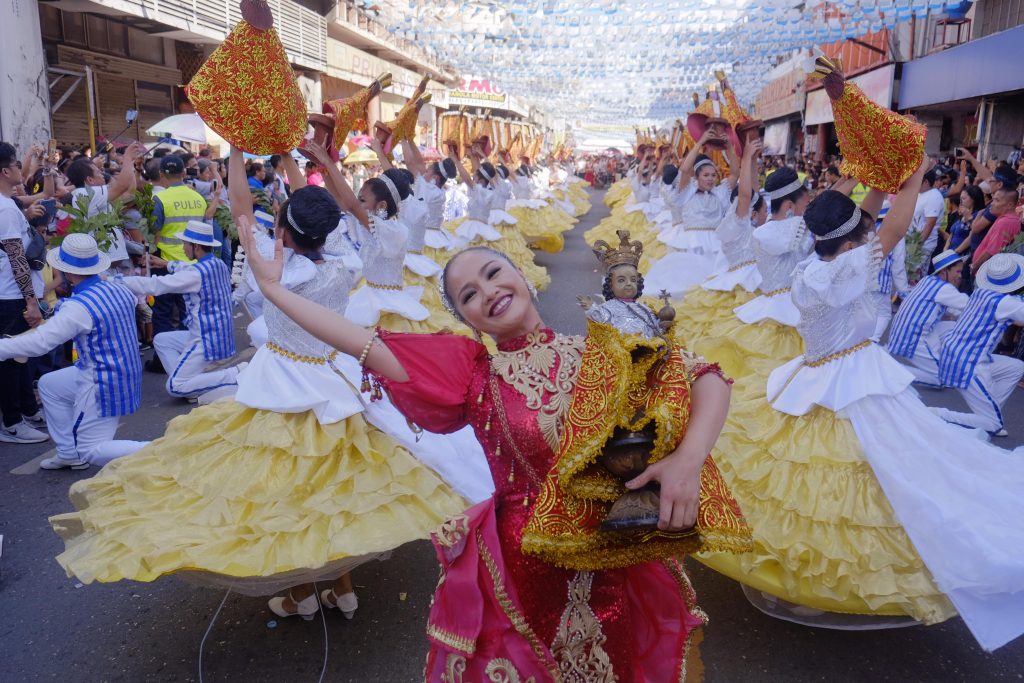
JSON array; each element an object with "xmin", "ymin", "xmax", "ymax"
[
  {"xmin": 697, "ymin": 373, "xmax": 955, "ymax": 624},
  {"xmin": 509, "ymin": 204, "xmax": 574, "ymax": 254},
  {"xmin": 49, "ymin": 400, "xmax": 468, "ymax": 585},
  {"xmin": 674, "ymin": 282, "xmax": 955, "ymax": 624},
  {"xmin": 604, "ymin": 179, "xmax": 632, "ymax": 210},
  {"xmin": 553, "ymin": 183, "xmax": 591, "ymax": 217}
]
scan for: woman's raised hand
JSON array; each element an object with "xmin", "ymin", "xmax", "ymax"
[
  {"xmin": 238, "ymin": 214, "xmax": 283, "ymax": 289},
  {"xmin": 304, "ymin": 138, "xmax": 332, "ymax": 167}
]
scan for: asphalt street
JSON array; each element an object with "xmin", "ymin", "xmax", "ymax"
[{"xmin": 2, "ymin": 187, "xmax": 1022, "ymax": 682}]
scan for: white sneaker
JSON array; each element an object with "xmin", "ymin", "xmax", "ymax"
[
  {"xmin": 39, "ymin": 455, "xmax": 89, "ymax": 470},
  {"xmin": 0, "ymin": 421, "xmax": 49, "ymax": 444},
  {"xmin": 22, "ymin": 411, "xmax": 47, "ymax": 429},
  {"xmin": 993, "ymin": 428, "xmax": 1009, "ymax": 438}
]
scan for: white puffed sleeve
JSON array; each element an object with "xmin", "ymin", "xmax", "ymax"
[{"xmin": 798, "ymin": 233, "xmax": 884, "ymax": 308}]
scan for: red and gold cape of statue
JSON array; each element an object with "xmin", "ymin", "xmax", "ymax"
[
  {"xmin": 521, "ymin": 321, "xmax": 751, "ymax": 570},
  {"xmin": 186, "ymin": 18, "xmax": 306, "ymax": 155}
]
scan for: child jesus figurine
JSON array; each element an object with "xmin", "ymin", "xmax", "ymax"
[{"xmin": 580, "ymin": 229, "xmax": 672, "ymax": 338}]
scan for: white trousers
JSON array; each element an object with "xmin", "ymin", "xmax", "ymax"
[
  {"xmin": 932, "ymin": 355, "xmax": 1024, "ymax": 432},
  {"xmin": 891, "ymin": 322, "xmax": 954, "ymax": 387},
  {"xmin": 153, "ymin": 330, "xmax": 240, "ymax": 398},
  {"xmin": 37, "ymin": 366, "xmax": 148, "ymax": 465}
]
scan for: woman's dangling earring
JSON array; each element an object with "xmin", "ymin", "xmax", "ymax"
[
  {"xmin": 373, "ymin": 206, "xmax": 388, "ymax": 220},
  {"xmin": 523, "ymin": 274, "xmax": 538, "ymax": 300}
]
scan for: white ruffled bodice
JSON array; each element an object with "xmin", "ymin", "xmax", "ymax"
[
  {"xmin": 416, "ymin": 175, "xmax": 446, "ymax": 230},
  {"xmin": 792, "ymin": 236, "xmax": 884, "ymax": 363},
  {"xmin": 492, "ymin": 178, "xmax": 513, "ymax": 209},
  {"xmin": 237, "ymin": 256, "xmax": 363, "ymax": 424},
  {"xmin": 716, "ymin": 200, "xmax": 755, "ymax": 267},
  {"xmin": 660, "ymin": 183, "xmax": 684, "ymax": 224},
  {"xmin": 401, "ymin": 192, "xmax": 429, "ymax": 253},
  {"xmin": 753, "ymin": 216, "xmax": 813, "ymax": 293},
  {"xmin": 767, "ymin": 235, "xmax": 913, "ymax": 416},
  {"xmin": 264, "ymin": 259, "xmax": 350, "ymax": 359},
  {"xmin": 466, "ymin": 184, "xmax": 494, "ymax": 222},
  {"xmin": 678, "ymin": 179, "xmax": 731, "ymax": 230},
  {"xmin": 512, "ymin": 174, "xmax": 533, "ymax": 199},
  {"xmin": 350, "ymin": 213, "xmax": 407, "ymax": 287},
  {"xmin": 630, "ymin": 176, "xmax": 652, "ymax": 203}
]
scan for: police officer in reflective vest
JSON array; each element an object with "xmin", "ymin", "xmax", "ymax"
[
  {"xmin": 147, "ymin": 155, "xmax": 207, "ymax": 372},
  {"xmin": 121, "ymin": 221, "xmax": 243, "ymax": 400}
]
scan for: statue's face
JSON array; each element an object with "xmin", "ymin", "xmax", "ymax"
[{"xmin": 610, "ymin": 265, "xmax": 639, "ymax": 300}]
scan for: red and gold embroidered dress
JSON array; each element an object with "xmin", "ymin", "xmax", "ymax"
[{"xmin": 372, "ymin": 327, "xmax": 748, "ymax": 682}]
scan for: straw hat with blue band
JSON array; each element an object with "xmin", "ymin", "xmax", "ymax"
[
  {"xmin": 175, "ymin": 220, "xmax": 222, "ymax": 248},
  {"xmin": 254, "ymin": 210, "xmax": 275, "ymax": 232},
  {"xmin": 976, "ymin": 253, "xmax": 1024, "ymax": 294},
  {"xmin": 931, "ymin": 249, "xmax": 967, "ymax": 275},
  {"xmin": 47, "ymin": 233, "xmax": 111, "ymax": 276}
]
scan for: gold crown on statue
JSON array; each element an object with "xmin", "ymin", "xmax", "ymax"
[{"xmin": 593, "ymin": 230, "xmax": 643, "ymax": 271}]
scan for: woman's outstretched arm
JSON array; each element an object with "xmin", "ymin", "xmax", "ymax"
[{"xmin": 238, "ymin": 219, "xmax": 407, "ymax": 380}]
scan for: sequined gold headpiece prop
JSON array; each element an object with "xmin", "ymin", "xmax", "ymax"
[{"xmin": 593, "ymin": 230, "xmax": 643, "ymax": 272}]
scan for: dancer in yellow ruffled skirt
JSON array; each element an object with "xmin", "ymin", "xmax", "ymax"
[
  {"xmin": 604, "ymin": 177, "xmax": 632, "ymax": 209},
  {"xmin": 662, "ymin": 139, "xmax": 954, "ymax": 627},
  {"xmin": 49, "ymin": 173, "xmax": 475, "ymax": 623}
]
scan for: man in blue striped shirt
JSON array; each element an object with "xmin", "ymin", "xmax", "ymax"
[
  {"xmin": 121, "ymin": 221, "xmax": 243, "ymax": 400},
  {"xmin": 933, "ymin": 253, "xmax": 1024, "ymax": 436},
  {"xmin": 886, "ymin": 249, "xmax": 969, "ymax": 385},
  {"xmin": 0, "ymin": 234, "xmax": 148, "ymax": 469}
]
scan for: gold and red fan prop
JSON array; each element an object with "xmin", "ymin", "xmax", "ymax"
[
  {"xmin": 807, "ymin": 54, "xmax": 926, "ymax": 193},
  {"xmin": 716, "ymin": 71, "xmax": 762, "ymax": 155},
  {"xmin": 374, "ymin": 94, "xmax": 431, "ymax": 160},
  {"xmin": 306, "ymin": 73, "xmax": 393, "ymax": 161},
  {"xmin": 186, "ymin": 0, "xmax": 306, "ymax": 155}
]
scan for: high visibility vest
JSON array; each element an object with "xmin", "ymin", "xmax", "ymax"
[{"xmin": 156, "ymin": 184, "xmax": 206, "ymax": 262}]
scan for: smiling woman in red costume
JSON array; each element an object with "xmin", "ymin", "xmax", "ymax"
[{"xmin": 241, "ymin": 218, "xmax": 751, "ymax": 679}]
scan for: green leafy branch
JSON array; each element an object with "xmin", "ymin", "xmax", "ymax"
[{"xmin": 54, "ymin": 193, "xmax": 123, "ymax": 251}]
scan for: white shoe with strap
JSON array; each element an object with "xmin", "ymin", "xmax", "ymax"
[
  {"xmin": 321, "ymin": 589, "xmax": 358, "ymax": 620},
  {"xmin": 267, "ymin": 592, "xmax": 319, "ymax": 621}
]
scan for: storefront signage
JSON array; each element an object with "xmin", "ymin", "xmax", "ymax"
[
  {"xmin": 754, "ymin": 69, "xmax": 804, "ymax": 122},
  {"xmin": 326, "ymin": 39, "xmax": 448, "ymax": 107}
]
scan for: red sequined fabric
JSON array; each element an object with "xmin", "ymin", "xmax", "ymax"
[
  {"xmin": 186, "ymin": 21, "xmax": 306, "ymax": 155},
  {"xmin": 374, "ymin": 329, "xmax": 706, "ymax": 680}
]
